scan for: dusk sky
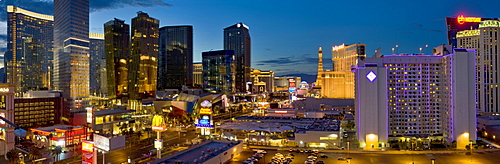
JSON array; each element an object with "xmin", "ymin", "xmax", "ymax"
[{"xmin": 1, "ymin": 0, "xmax": 500, "ymax": 82}]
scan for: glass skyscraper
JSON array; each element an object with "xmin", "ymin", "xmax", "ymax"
[
  {"xmin": 89, "ymin": 33, "xmax": 106, "ymax": 97},
  {"xmin": 158, "ymin": 25, "xmax": 193, "ymax": 90},
  {"xmin": 129, "ymin": 11, "xmax": 159, "ymax": 100},
  {"xmin": 224, "ymin": 23, "xmax": 251, "ymax": 93},
  {"xmin": 53, "ymin": 0, "xmax": 90, "ymax": 110},
  {"xmin": 202, "ymin": 50, "xmax": 236, "ymax": 93},
  {"xmin": 6, "ymin": 5, "xmax": 53, "ymax": 94},
  {"xmin": 104, "ymin": 18, "xmax": 130, "ymax": 99}
]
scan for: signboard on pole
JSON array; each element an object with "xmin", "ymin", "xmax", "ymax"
[{"xmin": 82, "ymin": 140, "xmax": 94, "ymax": 164}]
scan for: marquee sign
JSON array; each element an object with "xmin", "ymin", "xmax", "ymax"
[{"xmin": 457, "ymin": 15, "xmax": 481, "ymax": 24}]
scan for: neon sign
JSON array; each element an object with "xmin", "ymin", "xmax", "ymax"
[
  {"xmin": 366, "ymin": 71, "xmax": 377, "ymax": 82},
  {"xmin": 199, "ymin": 119, "xmax": 210, "ymax": 125},
  {"xmin": 0, "ymin": 88, "xmax": 9, "ymax": 92},
  {"xmin": 199, "ymin": 108, "xmax": 212, "ymax": 115},
  {"xmin": 457, "ymin": 15, "xmax": 481, "ymax": 25},
  {"xmin": 82, "ymin": 140, "xmax": 94, "ymax": 152},
  {"xmin": 275, "ymin": 110, "xmax": 288, "ymax": 114}
]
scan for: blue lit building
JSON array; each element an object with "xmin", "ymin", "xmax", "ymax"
[{"xmin": 202, "ymin": 50, "xmax": 235, "ymax": 93}]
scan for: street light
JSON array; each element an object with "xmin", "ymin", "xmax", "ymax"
[
  {"xmin": 470, "ymin": 140, "xmax": 473, "ymax": 163},
  {"xmin": 347, "ymin": 141, "xmax": 350, "ymax": 158}
]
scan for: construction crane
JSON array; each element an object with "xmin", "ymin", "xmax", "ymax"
[{"xmin": 0, "ymin": 116, "xmax": 27, "ymax": 138}]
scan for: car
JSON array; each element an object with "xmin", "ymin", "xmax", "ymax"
[
  {"xmin": 289, "ymin": 148, "xmax": 295, "ymax": 152},
  {"xmin": 316, "ymin": 161, "xmax": 325, "ymax": 164},
  {"xmin": 338, "ymin": 157, "xmax": 347, "ymax": 160},
  {"xmin": 320, "ymin": 154, "xmax": 328, "ymax": 158}
]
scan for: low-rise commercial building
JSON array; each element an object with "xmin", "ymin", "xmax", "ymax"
[{"xmin": 153, "ymin": 140, "xmax": 243, "ymax": 164}]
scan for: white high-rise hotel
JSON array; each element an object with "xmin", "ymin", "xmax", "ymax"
[
  {"xmin": 457, "ymin": 20, "xmax": 500, "ymax": 113},
  {"xmin": 353, "ymin": 48, "xmax": 476, "ymax": 150}
]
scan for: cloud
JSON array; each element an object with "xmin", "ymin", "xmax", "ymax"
[
  {"xmin": 0, "ymin": 0, "xmax": 173, "ymax": 21},
  {"xmin": 0, "ymin": 21, "xmax": 6, "ymax": 35},
  {"xmin": 90, "ymin": 0, "xmax": 172, "ymax": 12},
  {"xmin": 256, "ymin": 54, "xmax": 318, "ymax": 66},
  {"xmin": 0, "ymin": 34, "xmax": 7, "ymax": 52},
  {"xmin": 0, "ymin": 0, "xmax": 54, "ymax": 21}
]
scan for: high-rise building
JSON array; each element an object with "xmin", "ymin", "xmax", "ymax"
[
  {"xmin": 193, "ymin": 62, "xmax": 203, "ymax": 86},
  {"xmin": 273, "ymin": 76, "xmax": 301, "ymax": 92},
  {"xmin": 446, "ymin": 15, "xmax": 498, "ymax": 48},
  {"xmin": 320, "ymin": 43, "xmax": 365, "ymax": 99},
  {"xmin": 104, "ymin": 18, "xmax": 130, "ymax": 99},
  {"xmin": 353, "ymin": 48, "xmax": 476, "ymax": 149},
  {"xmin": 250, "ymin": 69, "xmax": 274, "ymax": 93},
  {"xmin": 89, "ymin": 33, "xmax": 106, "ymax": 97},
  {"xmin": 315, "ymin": 47, "xmax": 323, "ymax": 88},
  {"xmin": 129, "ymin": 11, "xmax": 159, "ymax": 100},
  {"xmin": 202, "ymin": 50, "xmax": 235, "ymax": 93},
  {"xmin": 224, "ymin": 23, "xmax": 251, "ymax": 93},
  {"xmin": 158, "ymin": 26, "xmax": 193, "ymax": 90},
  {"xmin": 53, "ymin": 0, "xmax": 90, "ymax": 110},
  {"xmin": 457, "ymin": 20, "xmax": 500, "ymax": 113},
  {"xmin": 6, "ymin": 5, "xmax": 53, "ymax": 93}
]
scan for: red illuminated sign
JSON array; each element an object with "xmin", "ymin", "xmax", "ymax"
[
  {"xmin": 82, "ymin": 140, "xmax": 94, "ymax": 152},
  {"xmin": 457, "ymin": 15, "xmax": 481, "ymax": 24},
  {"xmin": 152, "ymin": 126, "xmax": 166, "ymax": 131}
]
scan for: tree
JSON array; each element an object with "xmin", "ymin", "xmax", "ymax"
[
  {"xmin": 6, "ymin": 149, "xmax": 20, "ymax": 164},
  {"xmin": 345, "ymin": 120, "xmax": 355, "ymax": 130},
  {"xmin": 50, "ymin": 146, "xmax": 63, "ymax": 162},
  {"xmin": 28, "ymin": 147, "xmax": 41, "ymax": 160}
]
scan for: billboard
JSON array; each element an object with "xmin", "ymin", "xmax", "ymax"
[
  {"xmin": 82, "ymin": 140, "xmax": 94, "ymax": 164},
  {"xmin": 0, "ymin": 113, "xmax": 5, "ymax": 125}
]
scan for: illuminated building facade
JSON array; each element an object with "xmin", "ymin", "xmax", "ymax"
[
  {"xmin": 457, "ymin": 20, "xmax": 500, "ymax": 113},
  {"xmin": 224, "ymin": 23, "xmax": 251, "ymax": 93},
  {"xmin": 53, "ymin": 0, "xmax": 90, "ymax": 109},
  {"xmin": 353, "ymin": 49, "xmax": 476, "ymax": 149},
  {"xmin": 31, "ymin": 125, "xmax": 87, "ymax": 148},
  {"xmin": 104, "ymin": 18, "xmax": 130, "ymax": 99},
  {"xmin": 0, "ymin": 84, "xmax": 15, "ymax": 156},
  {"xmin": 193, "ymin": 62, "xmax": 203, "ymax": 86},
  {"xmin": 14, "ymin": 92, "xmax": 64, "ymax": 128},
  {"xmin": 274, "ymin": 77, "xmax": 301, "ymax": 92},
  {"xmin": 250, "ymin": 69, "xmax": 274, "ymax": 93},
  {"xmin": 129, "ymin": 11, "xmax": 159, "ymax": 99},
  {"xmin": 321, "ymin": 43, "xmax": 365, "ymax": 99},
  {"xmin": 6, "ymin": 5, "xmax": 53, "ymax": 93},
  {"xmin": 158, "ymin": 26, "xmax": 193, "ymax": 90},
  {"xmin": 446, "ymin": 15, "xmax": 498, "ymax": 48},
  {"xmin": 202, "ymin": 50, "xmax": 236, "ymax": 93},
  {"xmin": 89, "ymin": 33, "xmax": 106, "ymax": 97}
]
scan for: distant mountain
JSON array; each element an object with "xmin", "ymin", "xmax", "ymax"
[{"xmin": 281, "ymin": 73, "xmax": 317, "ymax": 83}]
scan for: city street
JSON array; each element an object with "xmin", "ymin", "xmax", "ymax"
[{"xmin": 230, "ymin": 149, "xmax": 500, "ymax": 164}]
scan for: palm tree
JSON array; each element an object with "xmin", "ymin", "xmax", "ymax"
[
  {"xmin": 50, "ymin": 146, "xmax": 63, "ymax": 162},
  {"xmin": 28, "ymin": 147, "xmax": 41, "ymax": 160},
  {"xmin": 6, "ymin": 148, "xmax": 20, "ymax": 164}
]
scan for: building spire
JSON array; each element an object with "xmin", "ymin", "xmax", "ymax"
[{"xmin": 316, "ymin": 46, "xmax": 323, "ymax": 87}]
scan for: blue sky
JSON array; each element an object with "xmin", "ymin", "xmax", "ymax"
[{"xmin": 1, "ymin": 0, "xmax": 500, "ymax": 82}]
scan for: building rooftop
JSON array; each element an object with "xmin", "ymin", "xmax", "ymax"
[
  {"xmin": 153, "ymin": 140, "xmax": 240, "ymax": 164},
  {"xmin": 233, "ymin": 116, "xmax": 340, "ymax": 132},
  {"xmin": 33, "ymin": 125, "xmax": 83, "ymax": 132},
  {"xmin": 94, "ymin": 109, "xmax": 135, "ymax": 117}
]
